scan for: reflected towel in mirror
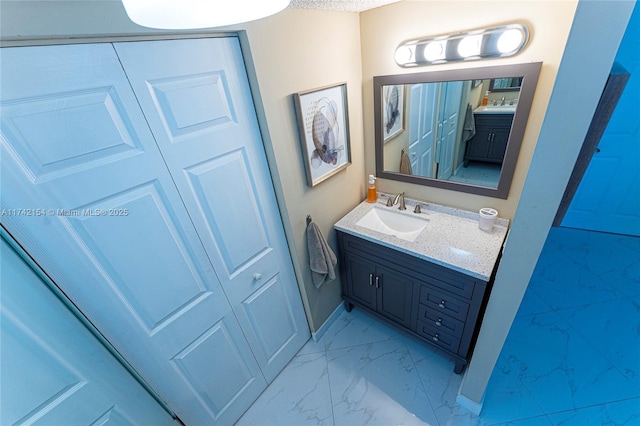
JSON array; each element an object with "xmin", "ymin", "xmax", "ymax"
[
  {"xmin": 462, "ymin": 103, "xmax": 476, "ymax": 142},
  {"xmin": 306, "ymin": 220, "xmax": 337, "ymax": 288},
  {"xmin": 400, "ymin": 149, "xmax": 413, "ymax": 175}
]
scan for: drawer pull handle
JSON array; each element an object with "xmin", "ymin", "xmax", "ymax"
[
  {"xmin": 438, "ymin": 300, "xmax": 446, "ymax": 309},
  {"xmin": 375, "ymin": 276, "xmax": 380, "ymax": 289},
  {"xmin": 435, "ymin": 319, "xmax": 442, "ymax": 327},
  {"xmin": 369, "ymin": 274, "xmax": 373, "ymax": 286},
  {"xmin": 432, "ymin": 334, "xmax": 440, "ymax": 342}
]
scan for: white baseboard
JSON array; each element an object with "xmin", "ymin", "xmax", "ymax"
[
  {"xmin": 311, "ymin": 302, "xmax": 345, "ymax": 342},
  {"xmin": 456, "ymin": 393, "xmax": 483, "ymax": 416}
]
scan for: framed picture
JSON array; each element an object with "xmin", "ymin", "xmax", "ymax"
[
  {"xmin": 382, "ymin": 84, "xmax": 404, "ymax": 142},
  {"xmin": 294, "ymin": 83, "xmax": 352, "ymax": 187}
]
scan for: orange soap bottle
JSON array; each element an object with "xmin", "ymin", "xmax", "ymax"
[
  {"xmin": 481, "ymin": 91, "xmax": 490, "ymax": 106},
  {"xmin": 367, "ymin": 174, "xmax": 377, "ymax": 203}
]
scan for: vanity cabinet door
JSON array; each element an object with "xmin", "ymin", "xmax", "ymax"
[
  {"xmin": 375, "ymin": 265, "xmax": 415, "ymax": 329},
  {"xmin": 344, "ymin": 252, "xmax": 377, "ymax": 311},
  {"xmin": 487, "ymin": 126, "xmax": 511, "ymax": 162},
  {"xmin": 465, "ymin": 113, "xmax": 514, "ymax": 164},
  {"xmin": 343, "ymin": 252, "xmax": 413, "ymax": 328}
]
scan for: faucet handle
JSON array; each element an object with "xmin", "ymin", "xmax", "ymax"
[
  {"xmin": 386, "ymin": 195, "xmax": 394, "ymax": 207},
  {"xmin": 414, "ymin": 204, "xmax": 422, "ymax": 214}
]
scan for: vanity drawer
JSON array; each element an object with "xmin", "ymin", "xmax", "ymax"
[
  {"xmin": 419, "ymin": 286, "xmax": 469, "ymax": 321},
  {"xmin": 417, "ymin": 305, "xmax": 464, "ymax": 338},
  {"xmin": 416, "ymin": 321, "xmax": 461, "ymax": 353}
]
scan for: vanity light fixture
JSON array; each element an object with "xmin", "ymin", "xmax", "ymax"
[
  {"xmin": 121, "ymin": 0, "xmax": 290, "ymax": 30},
  {"xmin": 395, "ymin": 24, "xmax": 529, "ymax": 67}
]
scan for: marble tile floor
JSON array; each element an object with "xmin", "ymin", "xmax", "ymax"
[
  {"xmin": 448, "ymin": 163, "xmax": 501, "ymax": 188},
  {"xmin": 236, "ymin": 227, "xmax": 640, "ymax": 426}
]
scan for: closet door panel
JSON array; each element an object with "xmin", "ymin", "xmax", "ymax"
[
  {"xmin": 0, "ymin": 43, "xmax": 266, "ymax": 425},
  {"xmin": 1, "ymin": 239, "xmax": 176, "ymax": 426},
  {"xmin": 114, "ymin": 38, "xmax": 310, "ymax": 382}
]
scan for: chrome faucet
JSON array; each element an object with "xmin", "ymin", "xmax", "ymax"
[{"xmin": 392, "ymin": 192, "xmax": 406, "ymax": 210}]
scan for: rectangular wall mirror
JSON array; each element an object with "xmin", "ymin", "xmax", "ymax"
[{"xmin": 374, "ymin": 62, "xmax": 542, "ymax": 198}]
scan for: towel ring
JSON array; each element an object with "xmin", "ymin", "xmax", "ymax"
[{"xmin": 306, "ymin": 215, "xmax": 312, "ymax": 226}]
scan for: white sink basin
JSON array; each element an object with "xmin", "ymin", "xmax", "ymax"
[{"xmin": 356, "ymin": 206, "xmax": 428, "ymax": 242}]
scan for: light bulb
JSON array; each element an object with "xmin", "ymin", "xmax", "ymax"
[
  {"xmin": 497, "ymin": 29, "xmax": 524, "ymax": 53},
  {"xmin": 394, "ymin": 46, "xmax": 414, "ymax": 66},
  {"xmin": 457, "ymin": 35, "xmax": 482, "ymax": 58},
  {"xmin": 423, "ymin": 41, "xmax": 446, "ymax": 62}
]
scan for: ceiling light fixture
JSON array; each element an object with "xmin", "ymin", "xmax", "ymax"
[
  {"xmin": 395, "ymin": 24, "xmax": 529, "ymax": 67},
  {"xmin": 121, "ymin": 0, "xmax": 291, "ymax": 30}
]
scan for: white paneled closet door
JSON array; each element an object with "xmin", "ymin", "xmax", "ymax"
[
  {"xmin": 114, "ymin": 38, "xmax": 310, "ymax": 382},
  {"xmin": 0, "ymin": 38, "xmax": 308, "ymax": 425},
  {"xmin": 1, "ymin": 238, "xmax": 176, "ymax": 426}
]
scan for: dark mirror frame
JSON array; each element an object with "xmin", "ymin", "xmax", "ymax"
[{"xmin": 374, "ymin": 62, "xmax": 542, "ymax": 199}]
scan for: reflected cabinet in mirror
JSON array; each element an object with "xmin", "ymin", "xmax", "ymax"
[{"xmin": 374, "ymin": 62, "xmax": 541, "ymax": 198}]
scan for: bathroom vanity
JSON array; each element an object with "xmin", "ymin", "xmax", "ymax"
[
  {"xmin": 464, "ymin": 110, "xmax": 515, "ymax": 166},
  {"xmin": 334, "ymin": 196, "xmax": 509, "ymax": 373}
]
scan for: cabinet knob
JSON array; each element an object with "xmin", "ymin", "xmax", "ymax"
[
  {"xmin": 435, "ymin": 319, "xmax": 442, "ymax": 327},
  {"xmin": 253, "ymin": 273, "xmax": 263, "ymax": 281},
  {"xmin": 432, "ymin": 334, "xmax": 440, "ymax": 342},
  {"xmin": 438, "ymin": 300, "xmax": 446, "ymax": 309}
]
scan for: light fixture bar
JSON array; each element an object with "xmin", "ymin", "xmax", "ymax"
[{"xmin": 395, "ymin": 24, "xmax": 529, "ymax": 67}]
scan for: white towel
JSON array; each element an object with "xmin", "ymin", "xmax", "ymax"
[{"xmin": 306, "ymin": 221, "xmax": 337, "ymax": 288}]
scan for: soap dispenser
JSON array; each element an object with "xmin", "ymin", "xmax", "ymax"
[
  {"xmin": 481, "ymin": 91, "xmax": 490, "ymax": 106},
  {"xmin": 366, "ymin": 174, "xmax": 377, "ymax": 203}
]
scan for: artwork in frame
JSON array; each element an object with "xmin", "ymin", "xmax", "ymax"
[
  {"xmin": 294, "ymin": 83, "xmax": 352, "ymax": 187},
  {"xmin": 382, "ymin": 84, "xmax": 404, "ymax": 142}
]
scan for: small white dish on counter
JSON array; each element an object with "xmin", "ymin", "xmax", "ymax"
[{"xmin": 334, "ymin": 194, "xmax": 510, "ymax": 281}]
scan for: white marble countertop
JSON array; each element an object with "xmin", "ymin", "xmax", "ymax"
[
  {"xmin": 474, "ymin": 105, "xmax": 516, "ymax": 114},
  {"xmin": 334, "ymin": 194, "xmax": 509, "ymax": 281}
]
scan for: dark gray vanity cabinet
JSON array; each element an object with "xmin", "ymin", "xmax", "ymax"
[
  {"xmin": 337, "ymin": 231, "xmax": 491, "ymax": 373},
  {"xmin": 464, "ymin": 113, "xmax": 514, "ymax": 165},
  {"xmin": 343, "ymin": 251, "xmax": 415, "ymax": 328}
]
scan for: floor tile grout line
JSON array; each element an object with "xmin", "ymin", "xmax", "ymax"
[
  {"xmin": 399, "ymin": 336, "xmax": 446, "ymax": 426},
  {"xmin": 320, "ymin": 351, "xmax": 338, "ymax": 426},
  {"xmin": 540, "ymin": 395, "xmax": 640, "ymax": 420}
]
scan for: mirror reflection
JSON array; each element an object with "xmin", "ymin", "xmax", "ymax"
[
  {"xmin": 374, "ymin": 62, "xmax": 541, "ymax": 198},
  {"xmin": 381, "ymin": 77, "xmax": 522, "ymax": 189}
]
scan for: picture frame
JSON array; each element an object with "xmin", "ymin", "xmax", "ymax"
[
  {"xmin": 382, "ymin": 84, "xmax": 404, "ymax": 142},
  {"xmin": 293, "ymin": 83, "xmax": 352, "ymax": 187}
]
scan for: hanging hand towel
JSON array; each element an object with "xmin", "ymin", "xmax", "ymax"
[
  {"xmin": 399, "ymin": 149, "xmax": 413, "ymax": 175},
  {"xmin": 306, "ymin": 220, "xmax": 337, "ymax": 288},
  {"xmin": 462, "ymin": 103, "xmax": 476, "ymax": 143}
]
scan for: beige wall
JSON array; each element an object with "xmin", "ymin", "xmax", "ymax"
[
  {"xmin": 360, "ymin": 0, "xmax": 578, "ymax": 219},
  {"xmin": 239, "ymin": 10, "xmax": 365, "ymax": 333},
  {"xmin": 0, "ymin": 2, "xmax": 364, "ymax": 333}
]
